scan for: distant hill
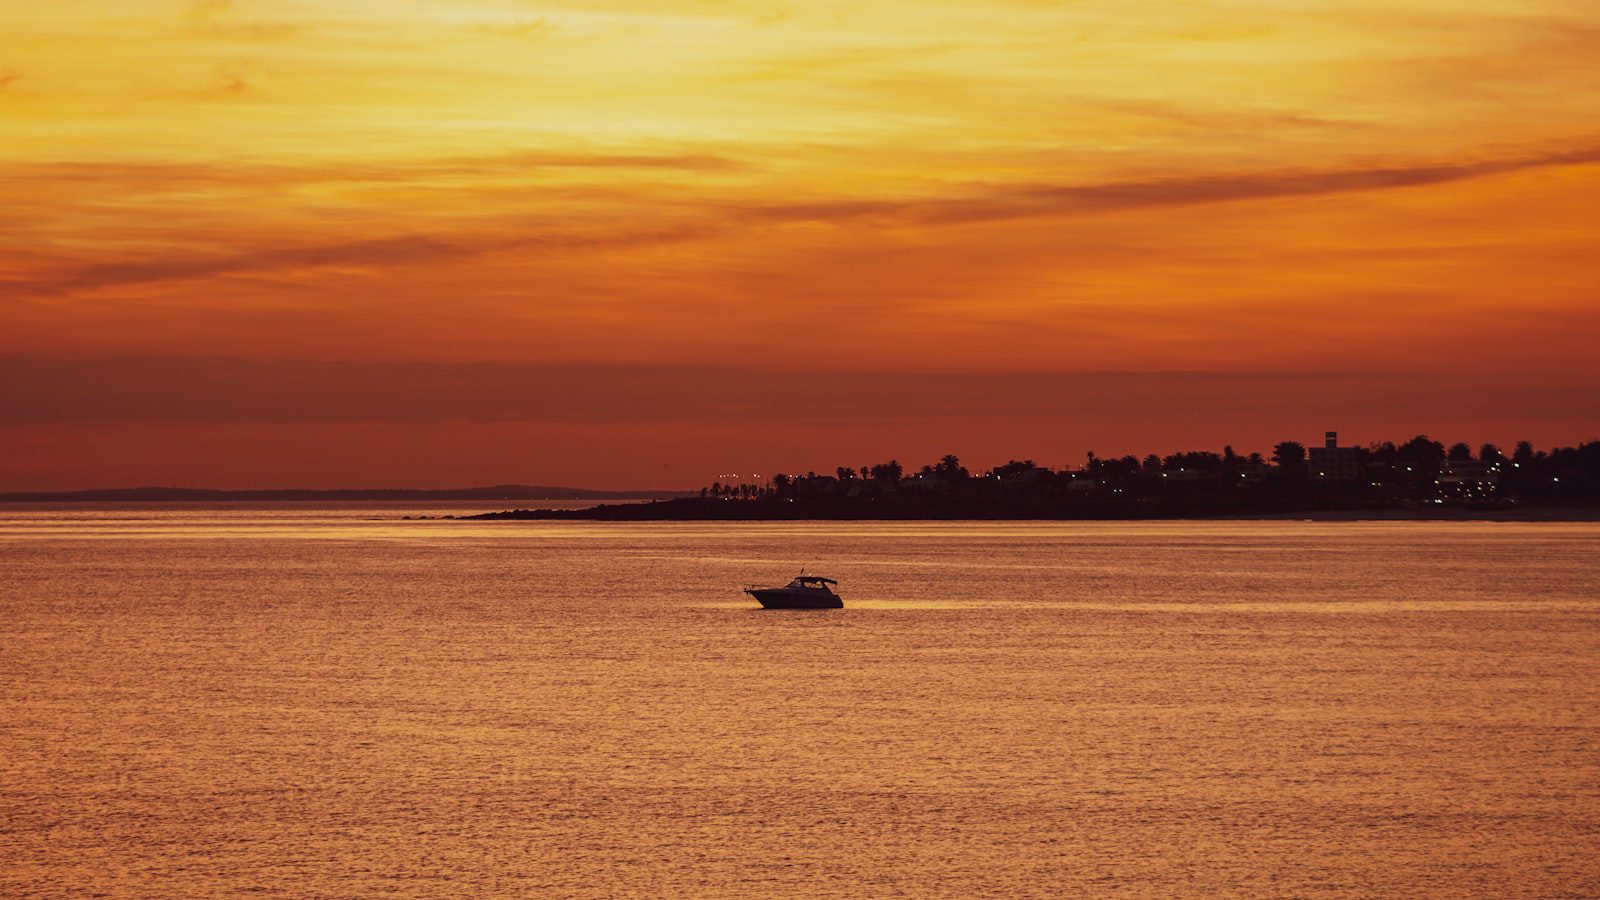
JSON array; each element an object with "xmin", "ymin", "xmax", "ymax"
[{"xmin": 0, "ymin": 485, "xmax": 692, "ymax": 502}]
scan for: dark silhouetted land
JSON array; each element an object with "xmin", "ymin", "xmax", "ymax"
[{"xmin": 466, "ymin": 434, "xmax": 1600, "ymax": 521}]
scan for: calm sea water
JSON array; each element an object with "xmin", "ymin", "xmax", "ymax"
[{"xmin": 3, "ymin": 506, "xmax": 1598, "ymax": 897}]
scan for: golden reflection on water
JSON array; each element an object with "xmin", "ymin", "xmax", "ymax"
[{"xmin": 2, "ymin": 507, "xmax": 1598, "ymax": 895}]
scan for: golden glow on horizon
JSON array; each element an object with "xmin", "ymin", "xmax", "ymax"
[{"xmin": 1, "ymin": 1, "xmax": 1598, "ymax": 486}]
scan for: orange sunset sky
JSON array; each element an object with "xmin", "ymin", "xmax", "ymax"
[{"xmin": 2, "ymin": 0, "xmax": 1598, "ymax": 489}]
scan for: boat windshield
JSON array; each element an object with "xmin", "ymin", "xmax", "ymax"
[{"xmin": 788, "ymin": 576, "xmax": 837, "ymax": 590}]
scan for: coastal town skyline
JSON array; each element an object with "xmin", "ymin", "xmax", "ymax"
[
  {"xmin": 4, "ymin": 412, "xmax": 1599, "ymax": 492},
  {"xmin": 6, "ymin": 428, "xmax": 1595, "ymax": 502}
]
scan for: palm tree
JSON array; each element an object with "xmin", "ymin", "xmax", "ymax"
[{"xmin": 934, "ymin": 454, "xmax": 969, "ymax": 481}]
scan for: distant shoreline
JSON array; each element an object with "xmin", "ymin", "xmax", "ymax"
[
  {"xmin": 458, "ymin": 499, "xmax": 1600, "ymax": 523},
  {"xmin": 1220, "ymin": 507, "xmax": 1600, "ymax": 522},
  {"xmin": 0, "ymin": 486, "xmax": 690, "ymax": 503}
]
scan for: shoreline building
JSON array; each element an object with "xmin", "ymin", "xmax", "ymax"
[
  {"xmin": 1309, "ymin": 430, "xmax": 1361, "ymax": 482},
  {"xmin": 1438, "ymin": 458, "xmax": 1502, "ymax": 501}
]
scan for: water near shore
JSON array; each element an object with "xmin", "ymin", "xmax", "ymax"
[{"xmin": 3, "ymin": 507, "xmax": 1598, "ymax": 896}]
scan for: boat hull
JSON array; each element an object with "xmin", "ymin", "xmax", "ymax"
[{"xmin": 747, "ymin": 588, "xmax": 843, "ymax": 609}]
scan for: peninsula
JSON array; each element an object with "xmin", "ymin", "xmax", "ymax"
[{"xmin": 467, "ymin": 433, "xmax": 1599, "ymax": 521}]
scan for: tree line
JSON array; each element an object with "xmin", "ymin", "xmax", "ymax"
[{"xmin": 697, "ymin": 436, "xmax": 1600, "ymax": 508}]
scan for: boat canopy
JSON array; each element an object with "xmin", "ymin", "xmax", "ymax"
[{"xmin": 794, "ymin": 575, "xmax": 838, "ymax": 585}]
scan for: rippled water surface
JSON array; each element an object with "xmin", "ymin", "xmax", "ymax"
[{"xmin": 3, "ymin": 507, "xmax": 1598, "ymax": 896}]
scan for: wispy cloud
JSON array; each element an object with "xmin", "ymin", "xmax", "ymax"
[
  {"xmin": 0, "ymin": 150, "xmax": 747, "ymax": 196},
  {"xmin": 741, "ymin": 142, "xmax": 1600, "ymax": 226},
  {"xmin": 8, "ymin": 139, "xmax": 1597, "ymax": 297},
  {"xmin": 3, "ymin": 225, "xmax": 720, "ymax": 297}
]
